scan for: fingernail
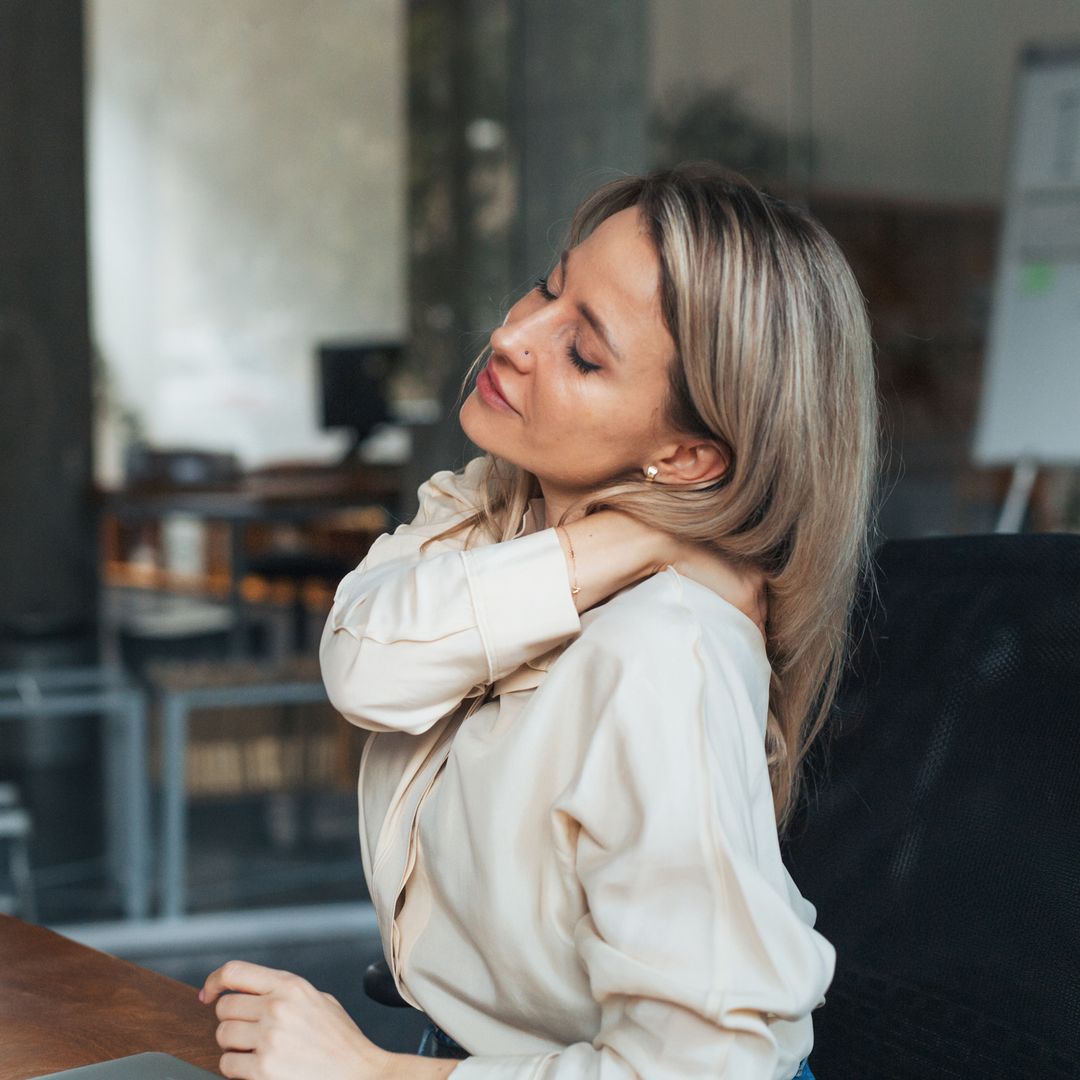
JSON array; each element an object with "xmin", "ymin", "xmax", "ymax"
[{"xmin": 197, "ymin": 988, "xmax": 205, "ymax": 1002}]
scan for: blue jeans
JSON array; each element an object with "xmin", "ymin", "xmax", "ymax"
[{"xmin": 418, "ymin": 1022, "xmax": 817, "ymax": 1077}]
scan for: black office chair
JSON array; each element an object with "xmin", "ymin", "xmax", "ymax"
[
  {"xmin": 363, "ymin": 959, "xmax": 409, "ymax": 1009},
  {"xmin": 782, "ymin": 534, "xmax": 1080, "ymax": 1079}
]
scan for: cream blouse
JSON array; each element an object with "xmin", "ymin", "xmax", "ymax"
[{"xmin": 319, "ymin": 455, "xmax": 836, "ymax": 1080}]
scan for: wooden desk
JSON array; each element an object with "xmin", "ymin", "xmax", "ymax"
[{"xmin": 0, "ymin": 916, "xmax": 219, "ymax": 1079}]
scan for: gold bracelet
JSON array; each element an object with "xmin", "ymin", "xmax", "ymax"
[{"xmin": 557, "ymin": 524, "xmax": 581, "ymax": 595}]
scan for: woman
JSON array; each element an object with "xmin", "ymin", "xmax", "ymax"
[{"xmin": 201, "ymin": 163, "xmax": 879, "ymax": 1079}]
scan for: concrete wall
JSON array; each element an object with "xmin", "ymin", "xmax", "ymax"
[
  {"xmin": 508, "ymin": 0, "xmax": 648, "ymax": 283},
  {"xmin": 650, "ymin": 0, "xmax": 1080, "ymax": 202},
  {"xmin": 87, "ymin": 0, "xmax": 406, "ymax": 477}
]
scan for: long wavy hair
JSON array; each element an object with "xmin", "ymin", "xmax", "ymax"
[{"xmin": 426, "ymin": 163, "xmax": 880, "ymax": 835}]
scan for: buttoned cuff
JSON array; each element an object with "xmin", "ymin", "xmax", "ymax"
[{"xmin": 460, "ymin": 526, "xmax": 581, "ymax": 684}]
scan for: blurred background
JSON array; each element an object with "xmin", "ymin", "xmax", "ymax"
[{"xmin": 1, "ymin": 0, "xmax": 1079, "ymax": 1055}]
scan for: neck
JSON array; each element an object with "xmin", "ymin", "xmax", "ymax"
[{"xmin": 538, "ymin": 480, "xmax": 588, "ymax": 530}]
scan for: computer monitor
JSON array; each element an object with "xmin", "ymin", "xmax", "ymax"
[{"xmin": 318, "ymin": 340, "xmax": 400, "ymax": 460}]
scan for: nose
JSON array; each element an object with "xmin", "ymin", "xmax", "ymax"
[
  {"xmin": 489, "ymin": 317, "xmax": 533, "ymax": 371},
  {"xmin": 489, "ymin": 294, "xmax": 556, "ymax": 370}
]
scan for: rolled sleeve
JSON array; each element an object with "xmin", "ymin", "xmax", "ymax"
[
  {"xmin": 462, "ymin": 526, "xmax": 582, "ymax": 683},
  {"xmin": 319, "ymin": 464, "xmax": 581, "ymax": 735}
]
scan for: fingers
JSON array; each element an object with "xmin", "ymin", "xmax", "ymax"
[
  {"xmin": 215, "ymin": 1019, "xmax": 258, "ymax": 1052},
  {"xmin": 200, "ymin": 959, "xmax": 294, "ymax": 1004},
  {"xmin": 214, "ymin": 992, "xmax": 264, "ymax": 1022},
  {"xmin": 218, "ymin": 1051, "xmax": 256, "ymax": 1079}
]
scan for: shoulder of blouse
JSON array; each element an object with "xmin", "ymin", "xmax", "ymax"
[
  {"xmin": 547, "ymin": 567, "xmax": 783, "ymax": 861},
  {"xmin": 574, "ymin": 567, "xmax": 770, "ymax": 686},
  {"xmin": 411, "ymin": 454, "xmax": 491, "ymax": 523}
]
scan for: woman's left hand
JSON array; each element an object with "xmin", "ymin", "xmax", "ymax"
[
  {"xmin": 667, "ymin": 543, "xmax": 768, "ymax": 641},
  {"xmin": 200, "ymin": 960, "xmax": 392, "ymax": 1080}
]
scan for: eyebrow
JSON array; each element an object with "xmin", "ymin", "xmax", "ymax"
[{"xmin": 559, "ymin": 249, "xmax": 623, "ymax": 362}]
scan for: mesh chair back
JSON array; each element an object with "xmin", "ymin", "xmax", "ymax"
[{"xmin": 782, "ymin": 534, "xmax": 1080, "ymax": 1079}]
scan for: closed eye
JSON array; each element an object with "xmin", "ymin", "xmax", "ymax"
[
  {"xmin": 567, "ymin": 344, "xmax": 601, "ymax": 374},
  {"xmin": 532, "ymin": 276, "xmax": 602, "ymax": 375},
  {"xmin": 534, "ymin": 275, "xmax": 556, "ymax": 302}
]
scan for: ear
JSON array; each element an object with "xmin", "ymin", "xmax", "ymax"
[{"xmin": 654, "ymin": 438, "xmax": 730, "ymax": 486}]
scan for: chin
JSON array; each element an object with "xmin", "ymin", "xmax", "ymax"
[
  {"xmin": 459, "ymin": 393, "xmax": 484, "ymax": 442},
  {"xmin": 459, "ymin": 395, "xmax": 503, "ymax": 458},
  {"xmin": 458, "ymin": 407, "xmax": 525, "ymax": 474}
]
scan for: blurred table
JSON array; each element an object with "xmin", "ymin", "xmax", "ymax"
[
  {"xmin": 0, "ymin": 915, "xmax": 220, "ymax": 1078},
  {"xmin": 151, "ymin": 659, "xmax": 331, "ymax": 919},
  {"xmin": 98, "ymin": 463, "xmax": 402, "ymax": 657},
  {"xmin": 0, "ymin": 668, "xmax": 150, "ymax": 920}
]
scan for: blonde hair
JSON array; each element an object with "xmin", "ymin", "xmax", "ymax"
[{"xmin": 429, "ymin": 163, "xmax": 880, "ymax": 836}]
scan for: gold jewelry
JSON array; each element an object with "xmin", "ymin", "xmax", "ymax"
[
  {"xmin": 644, "ymin": 465, "xmax": 659, "ymax": 481},
  {"xmin": 557, "ymin": 525, "xmax": 581, "ymax": 595}
]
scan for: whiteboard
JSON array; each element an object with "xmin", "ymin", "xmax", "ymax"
[{"xmin": 973, "ymin": 44, "xmax": 1080, "ymax": 465}]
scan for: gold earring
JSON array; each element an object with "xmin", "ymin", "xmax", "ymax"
[{"xmin": 644, "ymin": 465, "xmax": 658, "ymax": 481}]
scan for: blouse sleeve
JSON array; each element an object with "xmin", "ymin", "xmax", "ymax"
[
  {"xmin": 450, "ymin": 634, "xmax": 836, "ymax": 1080},
  {"xmin": 319, "ymin": 456, "xmax": 581, "ymax": 736}
]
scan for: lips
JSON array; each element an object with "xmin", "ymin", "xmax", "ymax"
[{"xmin": 479, "ymin": 364, "xmax": 518, "ymax": 414}]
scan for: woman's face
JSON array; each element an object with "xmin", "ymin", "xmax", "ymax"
[{"xmin": 459, "ymin": 206, "xmax": 686, "ymax": 499}]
